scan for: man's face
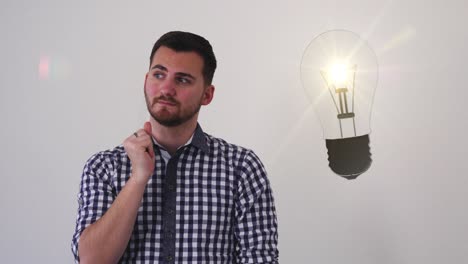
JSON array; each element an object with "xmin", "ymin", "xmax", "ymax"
[{"xmin": 144, "ymin": 46, "xmax": 214, "ymax": 127}]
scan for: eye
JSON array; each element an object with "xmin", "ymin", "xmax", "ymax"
[
  {"xmin": 153, "ymin": 72, "xmax": 165, "ymax": 79},
  {"xmin": 176, "ymin": 77, "xmax": 191, "ymax": 84}
]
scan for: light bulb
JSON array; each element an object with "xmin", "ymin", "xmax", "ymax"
[{"xmin": 300, "ymin": 30, "xmax": 378, "ymax": 179}]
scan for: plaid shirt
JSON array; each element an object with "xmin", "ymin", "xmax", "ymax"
[{"xmin": 71, "ymin": 125, "xmax": 279, "ymax": 263}]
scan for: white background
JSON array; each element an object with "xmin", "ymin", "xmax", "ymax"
[{"xmin": 1, "ymin": 0, "xmax": 467, "ymax": 263}]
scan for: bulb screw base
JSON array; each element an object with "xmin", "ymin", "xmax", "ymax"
[{"xmin": 325, "ymin": 134, "xmax": 372, "ymax": 180}]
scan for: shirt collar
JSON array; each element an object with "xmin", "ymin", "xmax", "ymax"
[
  {"xmin": 151, "ymin": 123, "xmax": 209, "ymax": 155},
  {"xmin": 191, "ymin": 123, "xmax": 209, "ymax": 154}
]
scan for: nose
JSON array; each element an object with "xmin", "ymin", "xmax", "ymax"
[{"xmin": 160, "ymin": 78, "xmax": 176, "ymax": 97}]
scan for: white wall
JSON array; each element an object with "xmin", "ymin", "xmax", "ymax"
[{"xmin": 1, "ymin": 0, "xmax": 467, "ymax": 263}]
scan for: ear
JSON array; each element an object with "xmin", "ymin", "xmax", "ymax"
[
  {"xmin": 144, "ymin": 72, "xmax": 149, "ymax": 87},
  {"xmin": 201, "ymin": 85, "xmax": 215, "ymax": 106}
]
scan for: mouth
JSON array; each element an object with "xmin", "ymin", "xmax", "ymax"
[
  {"xmin": 157, "ymin": 100, "xmax": 176, "ymax": 106},
  {"xmin": 155, "ymin": 97, "xmax": 178, "ymax": 107}
]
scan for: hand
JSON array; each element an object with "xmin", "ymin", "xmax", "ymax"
[{"xmin": 123, "ymin": 122, "xmax": 156, "ymax": 185}]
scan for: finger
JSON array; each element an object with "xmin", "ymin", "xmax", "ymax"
[
  {"xmin": 144, "ymin": 121, "xmax": 152, "ymax": 135},
  {"xmin": 142, "ymin": 122, "xmax": 155, "ymax": 158},
  {"xmin": 138, "ymin": 144, "xmax": 154, "ymax": 160},
  {"xmin": 130, "ymin": 129, "xmax": 145, "ymax": 141},
  {"xmin": 130, "ymin": 129, "xmax": 149, "ymax": 144},
  {"xmin": 133, "ymin": 128, "xmax": 153, "ymax": 157},
  {"xmin": 146, "ymin": 145, "xmax": 155, "ymax": 159}
]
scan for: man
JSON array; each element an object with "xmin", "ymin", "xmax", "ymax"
[{"xmin": 72, "ymin": 31, "xmax": 279, "ymax": 263}]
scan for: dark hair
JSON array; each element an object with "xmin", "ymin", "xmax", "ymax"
[{"xmin": 150, "ymin": 31, "xmax": 217, "ymax": 85}]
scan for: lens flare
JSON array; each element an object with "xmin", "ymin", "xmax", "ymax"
[
  {"xmin": 38, "ymin": 55, "xmax": 72, "ymax": 80},
  {"xmin": 39, "ymin": 56, "xmax": 50, "ymax": 80}
]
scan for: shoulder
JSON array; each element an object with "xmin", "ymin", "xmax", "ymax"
[
  {"xmin": 204, "ymin": 133, "xmax": 250, "ymax": 156},
  {"xmin": 203, "ymin": 133, "xmax": 264, "ymax": 169},
  {"xmin": 83, "ymin": 145, "xmax": 128, "ymax": 175}
]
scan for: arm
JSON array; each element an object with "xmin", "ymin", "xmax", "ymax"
[
  {"xmin": 234, "ymin": 151, "xmax": 279, "ymax": 264},
  {"xmin": 78, "ymin": 174, "xmax": 147, "ymax": 264},
  {"xmin": 72, "ymin": 122, "xmax": 155, "ymax": 263}
]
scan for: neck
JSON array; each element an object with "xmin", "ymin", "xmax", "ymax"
[{"xmin": 150, "ymin": 117, "xmax": 198, "ymax": 156}]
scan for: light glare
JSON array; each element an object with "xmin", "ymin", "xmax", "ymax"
[{"xmin": 328, "ymin": 63, "xmax": 349, "ymax": 87}]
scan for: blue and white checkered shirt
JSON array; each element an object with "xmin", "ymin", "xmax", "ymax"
[{"xmin": 71, "ymin": 124, "xmax": 279, "ymax": 263}]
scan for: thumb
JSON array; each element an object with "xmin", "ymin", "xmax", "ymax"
[
  {"xmin": 143, "ymin": 121, "xmax": 155, "ymax": 159},
  {"xmin": 144, "ymin": 121, "xmax": 152, "ymax": 135}
]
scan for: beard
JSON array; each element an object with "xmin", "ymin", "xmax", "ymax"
[{"xmin": 145, "ymin": 90, "xmax": 202, "ymax": 127}]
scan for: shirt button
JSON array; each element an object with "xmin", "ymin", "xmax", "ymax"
[
  {"xmin": 166, "ymin": 255, "xmax": 173, "ymax": 261},
  {"xmin": 166, "ymin": 232, "xmax": 173, "ymax": 238},
  {"xmin": 168, "ymin": 209, "xmax": 174, "ymax": 214},
  {"xmin": 168, "ymin": 185, "xmax": 174, "ymax": 191}
]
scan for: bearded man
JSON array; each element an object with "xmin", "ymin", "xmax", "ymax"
[{"xmin": 71, "ymin": 31, "xmax": 279, "ymax": 264}]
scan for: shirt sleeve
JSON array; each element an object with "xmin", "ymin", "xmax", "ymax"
[
  {"xmin": 71, "ymin": 152, "xmax": 116, "ymax": 263},
  {"xmin": 234, "ymin": 150, "xmax": 279, "ymax": 264}
]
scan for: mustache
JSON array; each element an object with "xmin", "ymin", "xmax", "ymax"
[{"xmin": 153, "ymin": 95, "xmax": 179, "ymax": 105}]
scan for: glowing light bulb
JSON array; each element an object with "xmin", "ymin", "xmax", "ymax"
[
  {"xmin": 300, "ymin": 30, "xmax": 378, "ymax": 179},
  {"xmin": 328, "ymin": 63, "xmax": 349, "ymax": 86}
]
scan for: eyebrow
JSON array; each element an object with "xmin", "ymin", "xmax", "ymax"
[
  {"xmin": 151, "ymin": 64, "xmax": 167, "ymax": 71},
  {"xmin": 151, "ymin": 64, "xmax": 196, "ymax": 80}
]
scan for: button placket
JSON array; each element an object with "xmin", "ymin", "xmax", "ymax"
[{"xmin": 161, "ymin": 150, "xmax": 183, "ymax": 263}]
